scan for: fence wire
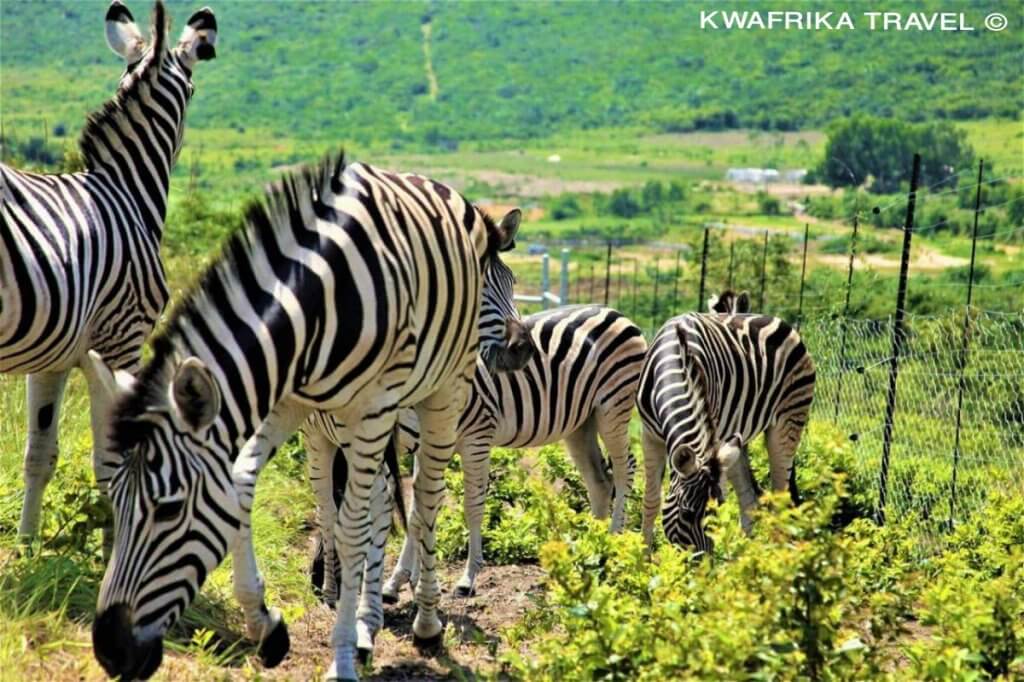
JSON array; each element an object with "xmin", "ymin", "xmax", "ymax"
[{"xmin": 802, "ymin": 309, "xmax": 1024, "ymax": 551}]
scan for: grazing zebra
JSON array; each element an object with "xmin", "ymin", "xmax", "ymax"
[
  {"xmin": 85, "ymin": 155, "xmax": 534, "ymax": 682},
  {"xmin": 708, "ymin": 289, "xmax": 751, "ymax": 314},
  {"xmin": 308, "ymin": 304, "xmax": 646, "ymax": 635},
  {"xmin": 0, "ymin": 0, "xmax": 217, "ymax": 542},
  {"xmin": 636, "ymin": 312, "xmax": 815, "ymax": 552}
]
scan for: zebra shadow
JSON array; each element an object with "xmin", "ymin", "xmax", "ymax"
[{"xmin": 370, "ymin": 598, "xmax": 498, "ymax": 679}]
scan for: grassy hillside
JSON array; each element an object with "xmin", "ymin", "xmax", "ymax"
[{"xmin": 1, "ymin": 0, "xmax": 1020, "ymax": 152}]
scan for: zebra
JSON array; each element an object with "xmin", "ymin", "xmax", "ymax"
[
  {"xmin": 85, "ymin": 154, "xmax": 535, "ymax": 682},
  {"xmin": 636, "ymin": 312, "xmax": 815, "ymax": 552},
  {"xmin": 708, "ymin": 289, "xmax": 751, "ymax": 314},
  {"xmin": 0, "ymin": 0, "xmax": 217, "ymax": 544},
  {"xmin": 306, "ymin": 304, "xmax": 647, "ymax": 636}
]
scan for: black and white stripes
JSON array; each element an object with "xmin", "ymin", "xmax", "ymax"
[
  {"xmin": 86, "ymin": 154, "xmax": 531, "ymax": 681},
  {"xmin": 1, "ymin": 0, "xmax": 217, "ymax": 542},
  {"xmin": 637, "ymin": 311, "xmax": 815, "ymax": 552},
  {"xmin": 307, "ymin": 304, "xmax": 646, "ymax": 621}
]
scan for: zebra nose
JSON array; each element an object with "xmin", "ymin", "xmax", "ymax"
[{"xmin": 93, "ymin": 603, "xmax": 164, "ymax": 679}]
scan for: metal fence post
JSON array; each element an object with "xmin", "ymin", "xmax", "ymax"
[
  {"xmin": 834, "ymin": 213, "xmax": 860, "ymax": 420},
  {"xmin": 757, "ymin": 230, "xmax": 768, "ymax": 311},
  {"xmin": 617, "ymin": 260, "xmax": 625, "ymax": 308},
  {"xmin": 632, "ymin": 259, "xmax": 639, "ymax": 319},
  {"xmin": 949, "ymin": 159, "xmax": 984, "ymax": 527},
  {"xmin": 604, "ymin": 242, "xmax": 612, "ymax": 306},
  {"xmin": 651, "ymin": 257, "xmax": 660, "ymax": 328},
  {"xmin": 559, "ymin": 249, "xmax": 570, "ymax": 306},
  {"xmin": 727, "ymin": 240, "xmax": 735, "ymax": 289},
  {"xmin": 697, "ymin": 227, "xmax": 709, "ymax": 310},
  {"xmin": 878, "ymin": 152, "xmax": 921, "ymax": 525},
  {"xmin": 671, "ymin": 250, "xmax": 682, "ymax": 317},
  {"xmin": 797, "ymin": 223, "xmax": 809, "ymax": 330},
  {"xmin": 541, "ymin": 253, "xmax": 551, "ymax": 310},
  {"xmin": 589, "ymin": 264, "xmax": 595, "ymax": 302}
]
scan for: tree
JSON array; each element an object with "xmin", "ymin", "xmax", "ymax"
[{"xmin": 818, "ymin": 115, "xmax": 975, "ymax": 194}]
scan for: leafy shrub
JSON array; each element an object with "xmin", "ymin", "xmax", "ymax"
[{"xmin": 549, "ymin": 194, "xmax": 583, "ymax": 221}]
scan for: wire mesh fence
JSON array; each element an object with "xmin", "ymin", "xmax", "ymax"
[
  {"xmin": 507, "ymin": 156, "xmax": 1022, "ymax": 551},
  {"xmin": 802, "ymin": 309, "xmax": 1024, "ymax": 551}
]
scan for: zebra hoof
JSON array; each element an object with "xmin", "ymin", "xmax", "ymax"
[
  {"xmin": 381, "ymin": 590, "xmax": 399, "ymax": 605},
  {"xmin": 357, "ymin": 646, "xmax": 372, "ymax": 666},
  {"xmin": 258, "ymin": 617, "xmax": 290, "ymax": 668},
  {"xmin": 412, "ymin": 631, "xmax": 443, "ymax": 653},
  {"xmin": 453, "ymin": 584, "xmax": 476, "ymax": 598}
]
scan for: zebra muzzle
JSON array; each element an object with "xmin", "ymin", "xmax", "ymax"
[{"xmin": 93, "ymin": 603, "xmax": 164, "ymax": 680}]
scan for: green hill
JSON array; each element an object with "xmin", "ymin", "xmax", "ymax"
[{"xmin": 1, "ymin": 0, "xmax": 1020, "ymax": 151}]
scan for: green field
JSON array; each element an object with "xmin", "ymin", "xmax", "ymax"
[{"xmin": 1, "ymin": 0, "xmax": 1023, "ymax": 679}]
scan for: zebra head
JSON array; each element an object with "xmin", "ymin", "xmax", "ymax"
[
  {"xmin": 479, "ymin": 208, "xmax": 537, "ymax": 372},
  {"xmin": 83, "ymin": 350, "xmax": 238, "ymax": 681},
  {"xmin": 707, "ymin": 289, "xmax": 751, "ymax": 314},
  {"xmin": 664, "ymin": 432, "xmax": 744, "ymax": 553},
  {"xmin": 102, "ymin": 0, "xmax": 218, "ymax": 158},
  {"xmin": 661, "ymin": 336, "xmax": 744, "ymax": 553}
]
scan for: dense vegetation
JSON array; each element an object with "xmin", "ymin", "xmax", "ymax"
[
  {"xmin": 816, "ymin": 116, "xmax": 976, "ymax": 193},
  {"xmin": 1, "ymin": 1, "xmax": 1019, "ymax": 151}
]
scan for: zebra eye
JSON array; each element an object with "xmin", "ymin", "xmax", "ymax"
[{"xmin": 154, "ymin": 497, "xmax": 185, "ymax": 523}]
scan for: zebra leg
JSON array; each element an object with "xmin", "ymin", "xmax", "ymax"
[
  {"xmin": 726, "ymin": 445, "xmax": 760, "ymax": 534},
  {"xmin": 327, "ymin": 410, "xmax": 396, "ymax": 682},
  {"xmin": 455, "ymin": 442, "xmax": 491, "ymax": 597},
  {"xmin": 766, "ymin": 418, "xmax": 806, "ymax": 503},
  {"xmin": 408, "ymin": 387, "xmax": 466, "ymax": 649},
  {"xmin": 356, "ymin": 467, "xmax": 392, "ymax": 663},
  {"xmin": 230, "ymin": 400, "xmax": 310, "ymax": 669},
  {"xmin": 641, "ymin": 426, "xmax": 668, "ymax": 552},
  {"xmin": 596, "ymin": 411, "xmax": 635, "ymax": 533},
  {"xmin": 306, "ymin": 429, "xmax": 341, "ymax": 606},
  {"xmin": 563, "ymin": 416, "xmax": 612, "ymax": 520},
  {"xmin": 18, "ymin": 371, "xmax": 70, "ymax": 542},
  {"xmin": 381, "ymin": 454, "xmax": 419, "ymax": 604}
]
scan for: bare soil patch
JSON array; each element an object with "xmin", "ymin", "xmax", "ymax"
[{"xmin": 265, "ymin": 563, "xmax": 546, "ymax": 681}]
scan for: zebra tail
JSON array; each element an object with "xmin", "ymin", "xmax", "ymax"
[{"xmin": 384, "ymin": 426, "xmax": 408, "ymax": 534}]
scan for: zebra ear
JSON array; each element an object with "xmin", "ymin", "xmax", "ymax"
[
  {"xmin": 669, "ymin": 447, "xmax": 692, "ymax": 475},
  {"xmin": 707, "ymin": 294, "xmax": 720, "ymax": 313},
  {"xmin": 716, "ymin": 434, "xmax": 743, "ymax": 472},
  {"xmin": 493, "ymin": 208, "xmax": 522, "ymax": 252},
  {"xmin": 737, "ymin": 291, "xmax": 751, "ymax": 313},
  {"xmin": 105, "ymin": 1, "xmax": 146, "ymax": 63},
  {"xmin": 178, "ymin": 6, "xmax": 218, "ymax": 62},
  {"xmin": 171, "ymin": 358, "xmax": 220, "ymax": 433}
]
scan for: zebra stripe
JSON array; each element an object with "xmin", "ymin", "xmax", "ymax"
[
  {"xmin": 87, "ymin": 154, "xmax": 531, "ymax": 682},
  {"xmin": 636, "ymin": 312, "xmax": 815, "ymax": 552},
  {"xmin": 307, "ymin": 304, "xmax": 646, "ymax": 635},
  {"xmin": 1, "ymin": 0, "xmax": 217, "ymax": 543}
]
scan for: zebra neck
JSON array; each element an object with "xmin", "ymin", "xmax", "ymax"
[
  {"xmin": 154, "ymin": 315, "xmax": 297, "ymax": 459},
  {"xmin": 80, "ymin": 60, "xmax": 190, "ymax": 239}
]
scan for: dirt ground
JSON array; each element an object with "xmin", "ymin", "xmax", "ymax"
[{"xmin": 266, "ymin": 562, "xmax": 547, "ymax": 681}]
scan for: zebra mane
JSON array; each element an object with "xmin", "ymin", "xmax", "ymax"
[
  {"xmin": 115, "ymin": 152, "xmax": 348, "ymax": 420},
  {"xmin": 79, "ymin": 0, "xmax": 168, "ymax": 170}
]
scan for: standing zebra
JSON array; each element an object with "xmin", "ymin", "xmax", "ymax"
[
  {"xmin": 308, "ymin": 304, "xmax": 646, "ymax": 631},
  {"xmin": 636, "ymin": 312, "xmax": 815, "ymax": 551},
  {"xmin": 0, "ymin": 0, "xmax": 217, "ymax": 542},
  {"xmin": 85, "ymin": 155, "xmax": 534, "ymax": 682}
]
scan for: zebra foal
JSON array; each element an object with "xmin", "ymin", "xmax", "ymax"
[
  {"xmin": 1, "ymin": 0, "xmax": 217, "ymax": 541},
  {"xmin": 636, "ymin": 311, "xmax": 815, "ymax": 552},
  {"xmin": 84, "ymin": 155, "xmax": 533, "ymax": 682}
]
